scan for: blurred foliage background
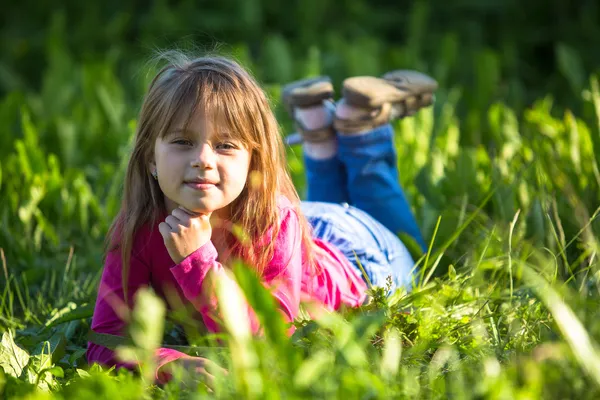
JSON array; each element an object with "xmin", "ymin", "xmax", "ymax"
[
  {"xmin": 2, "ymin": 1, "xmax": 600, "ymax": 397},
  {"xmin": 2, "ymin": 0, "xmax": 600, "ymax": 295},
  {"xmin": 2, "ymin": 0, "xmax": 599, "ymax": 269},
  {"xmin": 2, "ymin": 0, "xmax": 599, "ymax": 123}
]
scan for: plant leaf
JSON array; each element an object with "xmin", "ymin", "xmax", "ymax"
[{"xmin": 0, "ymin": 331, "xmax": 30, "ymax": 379}]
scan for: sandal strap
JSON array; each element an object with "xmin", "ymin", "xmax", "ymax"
[
  {"xmin": 281, "ymin": 77, "xmax": 336, "ymax": 144},
  {"xmin": 293, "ymin": 100, "xmax": 336, "ymax": 142},
  {"xmin": 383, "ymin": 70, "xmax": 438, "ymax": 114},
  {"xmin": 282, "ymin": 76, "xmax": 334, "ymax": 116},
  {"xmin": 336, "ymin": 71, "xmax": 437, "ymax": 132},
  {"xmin": 342, "ymin": 72, "xmax": 437, "ymax": 109},
  {"xmin": 294, "ymin": 125, "xmax": 336, "ymax": 142},
  {"xmin": 382, "ymin": 70, "xmax": 438, "ymax": 94},
  {"xmin": 342, "ymin": 76, "xmax": 410, "ymax": 108},
  {"xmin": 334, "ymin": 102, "xmax": 392, "ymax": 134},
  {"xmin": 284, "ymin": 132, "xmax": 303, "ymax": 146}
]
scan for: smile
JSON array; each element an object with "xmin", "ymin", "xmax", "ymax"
[{"xmin": 185, "ymin": 182, "xmax": 217, "ymax": 191}]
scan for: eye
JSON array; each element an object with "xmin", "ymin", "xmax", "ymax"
[
  {"xmin": 215, "ymin": 142, "xmax": 237, "ymax": 151},
  {"xmin": 172, "ymin": 138, "xmax": 193, "ymax": 146}
]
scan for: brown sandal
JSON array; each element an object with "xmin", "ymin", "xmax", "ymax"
[
  {"xmin": 343, "ymin": 71, "xmax": 437, "ymax": 110},
  {"xmin": 282, "ymin": 76, "xmax": 337, "ymax": 144},
  {"xmin": 335, "ymin": 70, "xmax": 437, "ymax": 134},
  {"xmin": 333, "ymin": 100, "xmax": 395, "ymax": 134},
  {"xmin": 382, "ymin": 70, "xmax": 437, "ymax": 112}
]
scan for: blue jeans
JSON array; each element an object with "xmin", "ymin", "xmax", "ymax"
[{"xmin": 300, "ymin": 124, "xmax": 426, "ymax": 291}]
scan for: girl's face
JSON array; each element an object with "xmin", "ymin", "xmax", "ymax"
[{"xmin": 150, "ymin": 110, "xmax": 251, "ymax": 218}]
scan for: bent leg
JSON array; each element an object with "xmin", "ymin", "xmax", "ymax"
[
  {"xmin": 304, "ymin": 154, "xmax": 350, "ymax": 203},
  {"xmin": 301, "ymin": 201, "xmax": 415, "ymax": 291},
  {"xmin": 337, "ymin": 124, "xmax": 426, "ymax": 251}
]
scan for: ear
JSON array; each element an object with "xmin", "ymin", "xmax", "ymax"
[{"xmin": 148, "ymin": 159, "xmax": 156, "ymax": 173}]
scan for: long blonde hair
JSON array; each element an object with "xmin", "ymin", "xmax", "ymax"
[{"xmin": 107, "ymin": 51, "xmax": 315, "ymax": 297}]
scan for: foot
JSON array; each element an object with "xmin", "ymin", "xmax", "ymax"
[
  {"xmin": 281, "ymin": 77, "xmax": 336, "ymax": 144},
  {"xmin": 334, "ymin": 71, "xmax": 438, "ymax": 134},
  {"xmin": 294, "ymin": 103, "xmax": 335, "ymax": 132}
]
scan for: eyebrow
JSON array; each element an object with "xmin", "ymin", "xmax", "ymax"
[
  {"xmin": 166, "ymin": 128, "xmax": 193, "ymax": 136},
  {"xmin": 165, "ymin": 128, "xmax": 240, "ymax": 142}
]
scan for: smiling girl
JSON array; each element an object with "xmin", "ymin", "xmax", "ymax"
[{"xmin": 87, "ymin": 52, "xmax": 436, "ymax": 383}]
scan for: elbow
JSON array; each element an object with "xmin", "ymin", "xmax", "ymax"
[{"xmin": 86, "ymin": 342, "xmax": 112, "ymax": 368}]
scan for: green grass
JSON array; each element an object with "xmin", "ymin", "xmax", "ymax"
[{"xmin": 1, "ymin": 42, "xmax": 600, "ymax": 398}]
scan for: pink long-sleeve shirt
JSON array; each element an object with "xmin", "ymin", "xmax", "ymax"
[{"xmin": 87, "ymin": 195, "xmax": 367, "ymax": 381}]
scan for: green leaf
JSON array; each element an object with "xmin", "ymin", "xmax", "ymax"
[
  {"xmin": 76, "ymin": 368, "xmax": 91, "ymax": 378},
  {"xmin": 380, "ymin": 328, "xmax": 402, "ymax": 380},
  {"xmin": 588, "ymin": 77, "xmax": 600, "ymax": 175},
  {"xmin": 32, "ymin": 332, "xmax": 66, "ymax": 366},
  {"xmin": 116, "ymin": 287, "xmax": 165, "ymax": 384},
  {"xmin": 526, "ymin": 197, "xmax": 546, "ymax": 244},
  {"xmin": 46, "ymin": 366, "xmax": 64, "ymax": 378},
  {"xmin": 293, "ymin": 349, "xmax": 334, "ymax": 389},
  {"xmin": 232, "ymin": 261, "xmax": 288, "ymax": 347},
  {"xmin": 214, "ymin": 268, "xmax": 263, "ymax": 397},
  {"xmin": 44, "ymin": 302, "xmax": 94, "ymax": 329},
  {"xmin": 556, "ymin": 43, "xmax": 585, "ymax": 95},
  {"xmin": 0, "ymin": 331, "xmax": 30, "ymax": 379},
  {"xmin": 448, "ymin": 264, "xmax": 457, "ymax": 280},
  {"xmin": 120, "ymin": 288, "xmax": 165, "ymax": 355},
  {"xmin": 522, "ymin": 266, "xmax": 600, "ymax": 386},
  {"xmin": 69, "ymin": 348, "xmax": 88, "ymax": 366},
  {"xmin": 261, "ymin": 34, "xmax": 293, "ymax": 83}
]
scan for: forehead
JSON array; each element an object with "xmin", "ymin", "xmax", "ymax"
[
  {"xmin": 154, "ymin": 74, "xmax": 256, "ymax": 147},
  {"xmin": 164, "ymin": 106, "xmax": 232, "ymax": 137}
]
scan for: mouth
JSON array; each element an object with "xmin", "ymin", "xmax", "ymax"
[{"xmin": 184, "ymin": 179, "xmax": 218, "ymax": 191}]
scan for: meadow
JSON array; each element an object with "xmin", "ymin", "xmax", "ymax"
[{"xmin": 2, "ymin": 2, "xmax": 600, "ymax": 398}]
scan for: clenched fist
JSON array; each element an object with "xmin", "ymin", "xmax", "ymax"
[
  {"xmin": 157, "ymin": 354, "xmax": 228, "ymax": 390},
  {"xmin": 158, "ymin": 206, "xmax": 212, "ymax": 264}
]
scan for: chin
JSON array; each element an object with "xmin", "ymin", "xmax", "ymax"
[
  {"xmin": 185, "ymin": 201, "xmax": 224, "ymax": 215},
  {"xmin": 186, "ymin": 205, "xmax": 215, "ymax": 214},
  {"xmin": 178, "ymin": 194, "xmax": 235, "ymax": 216}
]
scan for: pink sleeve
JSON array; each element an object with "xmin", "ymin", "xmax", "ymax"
[
  {"xmin": 86, "ymin": 248, "xmax": 188, "ymax": 383},
  {"xmin": 170, "ymin": 207, "xmax": 303, "ymax": 334}
]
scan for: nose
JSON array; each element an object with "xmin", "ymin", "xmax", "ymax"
[{"xmin": 192, "ymin": 143, "xmax": 216, "ymax": 169}]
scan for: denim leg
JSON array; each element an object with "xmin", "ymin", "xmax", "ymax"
[
  {"xmin": 301, "ymin": 201, "xmax": 416, "ymax": 292},
  {"xmin": 337, "ymin": 124, "xmax": 427, "ymax": 251},
  {"xmin": 304, "ymin": 154, "xmax": 350, "ymax": 204}
]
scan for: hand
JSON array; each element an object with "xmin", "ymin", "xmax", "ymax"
[
  {"xmin": 158, "ymin": 206, "xmax": 212, "ymax": 264},
  {"xmin": 160, "ymin": 355, "xmax": 228, "ymax": 391}
]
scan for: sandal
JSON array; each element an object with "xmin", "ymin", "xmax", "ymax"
[
  {"xmin": 382, "ymin": 70, "xmax": 437, "ymax": 111},
  {"xmin": 281, "ymin": 76, "xmax": 336, "ymax": 144},
  {"xmin": 334, "ymin": 71, "xmax": 437, "ymax": 134}
]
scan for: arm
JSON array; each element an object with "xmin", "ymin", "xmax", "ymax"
[
  {"xmin": 86, "ymin": 247, "xmax": 190, "ymax": 383},
  {"xmin": 169, "ymin": 207, "xmax": 304, "ymax": 334}
]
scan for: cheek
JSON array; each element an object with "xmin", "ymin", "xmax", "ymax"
[
  {"xmin": 240, "ymin": 156, "xmax": 252, "ymax": 185},
  {"xmin": 157, "ymin": 151, "xmax": 183, "ymax": 174},
  {"xmin": 229, "ymin": 168, "xmax": 249, "ymax": 189},
  {"xmin": 153, "ymin": 145, "xmax": 168, "ymax": 171},
  {"xmin": 225, "ymin": 158, "xmax": 251, "ymax": 190}
]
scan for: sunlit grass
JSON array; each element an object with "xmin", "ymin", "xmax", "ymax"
[{"xmin": 1, "ymin": 42, "xmax": 600, "ymax": 398}]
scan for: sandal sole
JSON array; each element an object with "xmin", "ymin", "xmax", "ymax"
[
  {"xmin": 343, "ymin": 76, "xmax": 411, "ymax": 108},
  {"xmin": 282, "ymin": 76, "xmax": 334, "ymax": 114},
  {"xmin": 343, "ymin": 71, "xmax": 438, "ymax": 110},
  {"xmin": 383, "ymin": 70, "xmax": 438, "ymax": 112}
]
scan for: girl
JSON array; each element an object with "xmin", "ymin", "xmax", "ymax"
[{"xmin": 87, "ymin": 52, "xmax": 436, "ymax": 383}]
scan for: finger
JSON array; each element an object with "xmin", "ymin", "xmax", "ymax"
[
  {"xmin": 195, "ymin": 367, "xmax": 216, "ymax": 390},
  {"xmin": 165, "ymin": 215, "xmax": 181, "ymax": 230},
  {"xmin": 158, "ymin": 222, "xmax": 172, "ymax": 237},
  {"xmin": 179, "ymin": 206, "xmax": 212, "ymax": 221},
  {"xmin": 202, "ymin": 359, "xmax": 228, "ymax": 377},
  {"xmin": 171, "ymin": 207, "xmax": 191, "ymax": 225},
  {"xmin": 178, "ymin": 205, "xmax": 203, "ymax": 217}
]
